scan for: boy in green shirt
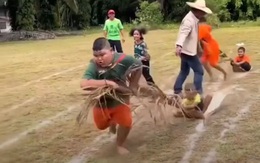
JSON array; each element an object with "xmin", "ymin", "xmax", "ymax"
[
  {"xmin": 103, "ymin": 9, "xmax": 125, "ymax": 53},
  {"xmin": 80, "ymin": 37, "xmax": 142, "ymax": 155}
]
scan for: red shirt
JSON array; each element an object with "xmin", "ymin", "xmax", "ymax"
[{"xmin": 235, "ymin": 55, "xmax": 250, "ymax": 63}]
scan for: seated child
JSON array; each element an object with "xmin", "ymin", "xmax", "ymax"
[
  {"xmin": 170, "ymin": 83, "xmax": 212, "ymax": 119},
  {"xmin": 230, "ymin": 47, "xmax": 251, "ymax": 72}
]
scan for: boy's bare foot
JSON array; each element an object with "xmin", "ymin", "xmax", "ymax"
[
  {"xmin": 109, "ymin": 124, "xmax": 117, "ymax": 134},
  {"xmin": 117, "ymin": 146, "xmax": 130, "ymax": 155}
]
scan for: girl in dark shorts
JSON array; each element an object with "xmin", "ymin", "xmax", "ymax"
[{"xmin": 129, "ymin": 27, "xmax": 155, "ymax": 85}]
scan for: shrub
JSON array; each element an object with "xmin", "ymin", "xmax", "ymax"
[
  {"xmin": 135, "ymin": 1, "xmax": 163, "ymax": 28},
  {"xmin": 207, "ymin": 14, "xmax": 221, "ymax": 28},
  {"xmin": 16, "ymin": 0, "xmax": 36, "ymax": 31}
]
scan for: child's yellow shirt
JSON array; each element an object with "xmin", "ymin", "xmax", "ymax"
[{"xmin": 182, "ymin": 94, "xmax": 201, "ymax": 107}]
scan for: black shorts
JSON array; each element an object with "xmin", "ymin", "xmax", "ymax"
[
  {"xmin": 108, "ymin": 40, "xmax": 123, "ymax": 53},
  {"xmin": 240, "ymin": 62, "xmax": 251, "ymax": 71},
  {"xmin": 230, "ymin": 61, "xmax": 251, "ymax": 71}
]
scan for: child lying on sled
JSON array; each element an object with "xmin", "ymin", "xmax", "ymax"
[{"xmin": 168, "ymin": 83, "xmax": 212, "ymax": 119}]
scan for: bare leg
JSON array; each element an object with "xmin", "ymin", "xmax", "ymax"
[
  {"xmin": 190, "ymin": 110, "xmax": 205, "ymax": 119},
  {"xmin": 116, "ymin": 125, "xmax": 131, "ymax": 155},
  {"xmin": 109, "ymin": 123, "xmax": 117, "ymax": 134},
  {"xmin": 203, "ymin": 62, "xmax": 214, "ymax": 81},
  {"xmin": 212, "ymin": 65, "xmax": 227, "ymax": 80},
  {"xmin": 202, "ymin": 95, "xmax": 213, "ymax": 113}
]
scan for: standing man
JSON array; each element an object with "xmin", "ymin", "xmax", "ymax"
[
  {"xmin": 174, "ymin": 0, "xmax": 212, "ymax": 95},
  {"xmin": 103, "ymin": 9, "xmax": 125, "ymax": 53}
]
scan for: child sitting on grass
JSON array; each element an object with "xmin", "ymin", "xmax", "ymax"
[
  {"xmin": 129, "ymin": 27, "xmax": 155, "ymax": 85},
  {"xmin": 169, "ymin": 83, "xmax": 212, "ymax": 119},
  {"xmin": 230, "ymin": 46, "xmax": 251, "ymax": 72}
]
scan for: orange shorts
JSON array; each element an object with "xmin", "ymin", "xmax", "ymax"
[
  {"xmin": 93, "ymin": 104, "xmax": 132, "ymax": 130},
  {"xmin": 200, "ymin": 41, "xmax": 220, "ymax": 67},
  {"xmin": 201, "ymin": 52, "xmax": 219, "ymax": 66}
]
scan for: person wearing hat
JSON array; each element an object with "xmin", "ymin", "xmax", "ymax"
[
  {"xmin": 103, "ymin": 9, "xmax": 125, "ymax": 53},
  {"xmin": 173, "ymin": 0, "xmax": 212, "ymax": 95}
]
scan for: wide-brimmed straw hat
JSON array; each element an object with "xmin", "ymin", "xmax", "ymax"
[{"xmin": 186, "ymin": 0, "xmax": 212, "ymax": 14}]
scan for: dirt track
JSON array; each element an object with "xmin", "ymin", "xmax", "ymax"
[
  {"xmin": 78, "ymin": 63, "xmax": 260, "ymax": 163},
  {"xmin": 1, "ymin": 28, "xmax": 260, "ymax": 163}
]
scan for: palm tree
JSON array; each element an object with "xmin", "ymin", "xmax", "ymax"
[
  {"xmin": 63, "ymin": 0, "xmax": 78, "ymax": 13},
  {"xmin": 41, "ymin": 0, "xmax": 78, "ymax": 28}
]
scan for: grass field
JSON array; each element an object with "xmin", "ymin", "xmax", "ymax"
[{"xmin": 1, "ymin": 27, "xmax": 260, "ymax": 163}]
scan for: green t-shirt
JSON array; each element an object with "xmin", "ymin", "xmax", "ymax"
[
  {"xmin": 134, "ymin": 41, "xmax": 148, "ymax": 60},
  {"xmin": 103, "ymin": 18, "xmax": 123, "ymax": 40},
  {"xmin": 83, "ymin": 53, "xmax": 142, "ymax": 108}
]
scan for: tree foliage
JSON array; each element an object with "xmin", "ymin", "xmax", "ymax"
[
  {"xmin": 135, "ymin": 1, "xmax": 163, "ymax": 25},
  {"xmin": 5, "ymin": 0, "xmax": 260, "ymax": 31},
  {"xmin": 36, "ymin": 0, "xmax": 56, "ymax": 30},
  {"xmin": 16, "ymin": 0, "xmax": 36, "ymax": 30},
  {"xmin": 73, "ymin": 0, "xmax": 91, "ymax": 29}
]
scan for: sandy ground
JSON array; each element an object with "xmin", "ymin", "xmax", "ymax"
[{"xmin": 0, "ymin": 27, "xmax": 260, "ymax": 163}]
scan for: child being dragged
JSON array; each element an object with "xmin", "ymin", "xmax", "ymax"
[
  {"xmin": 230, "ymin": 47, "xmax": 252, "ymax": 72},
  {"xmin": 169, "ymin": 83, "xmax": 212, "ymax": 119}
]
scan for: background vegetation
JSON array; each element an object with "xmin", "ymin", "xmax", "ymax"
[{"xmin": 1, "ymin": 0, "xmax": 260, "ymax": 31}]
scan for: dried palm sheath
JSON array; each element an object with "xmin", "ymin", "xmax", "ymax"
[
  {"xmin": 78, "ymin": 85, "xmax": 206, "ymax": 126},
  {"xmin": 77, "ymin": 86, "xmax": 132, "ymax": 125},
  {"xmin": 77, "ymin": 62, "xmax": 186, "ymax": 126},
  {"xmin": 77, "ymin": 84, "xmax": 173, "ymax": 126},
  {"xmin": 77, "ymin": 63, "xmax": 203, "ymax": 126}
]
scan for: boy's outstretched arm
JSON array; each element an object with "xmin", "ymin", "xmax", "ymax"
[
  {"xmin": 80, "ymin": 79, "xmax": 118, "ymax": 90},
  {"xmin": 80, "ymin": 62, "xmax": 118, "ymax": 90},
  {"xmin": 118, "ymin": 20, "xmax": 125, "ymax": 42},
  {"xmin": 236, "ymin": 60, "xmax": 246, "ymax": 65},
  {"xmin": 103, "ymin": 21, "xmax": 108, "ymax": 38}
]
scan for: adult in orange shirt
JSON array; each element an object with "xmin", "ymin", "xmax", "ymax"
[
  {"xmin": 230, "ymin": 47, "xmax": 251, "ymax": 72},
  {"xmin": 199, "ymin": 18, "xmax": 227, "ymax": 81}
]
